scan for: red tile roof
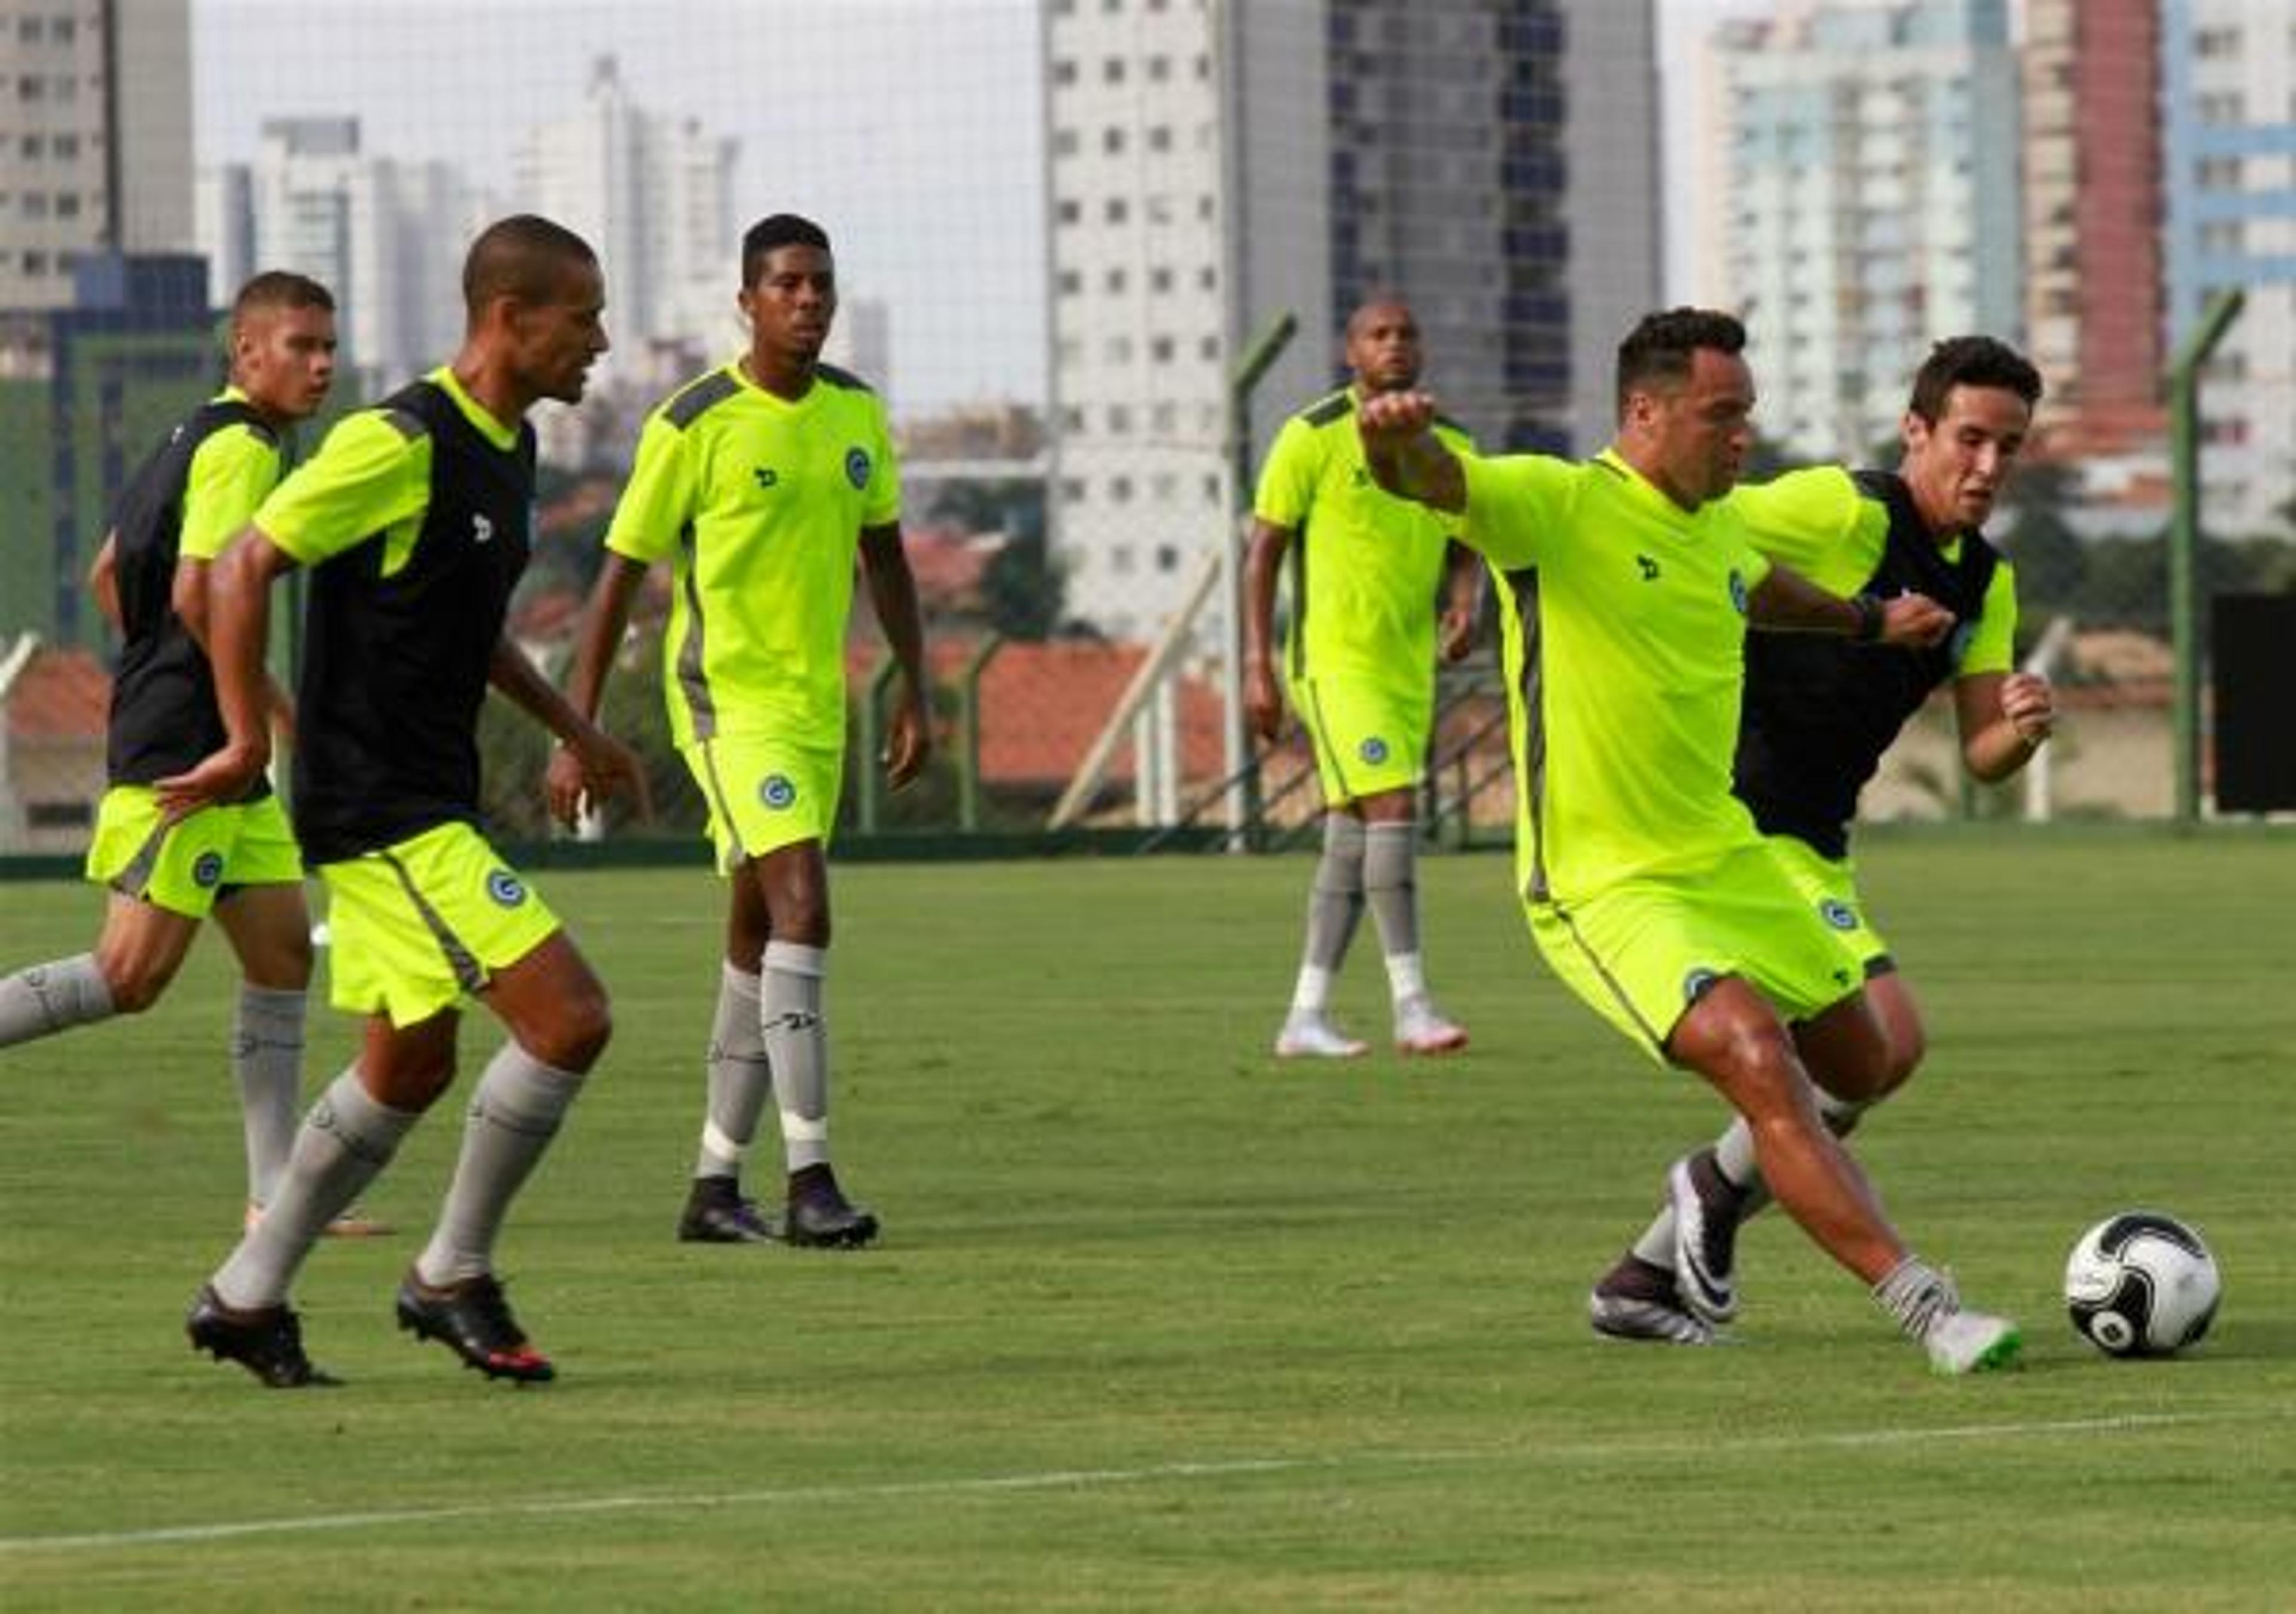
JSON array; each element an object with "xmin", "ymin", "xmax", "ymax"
[{"xmin": 4, "ymin": 644, "xmax": 109, "ymax": 741}]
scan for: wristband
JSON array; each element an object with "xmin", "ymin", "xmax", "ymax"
[{"xmin": 1852, "ymin": 593, "xmax": 1885, "ymax": 643}]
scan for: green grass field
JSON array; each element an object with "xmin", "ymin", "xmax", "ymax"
[{"xmin": 2, "ymin": 828, "xmax": 2291, "ymax": 1609}]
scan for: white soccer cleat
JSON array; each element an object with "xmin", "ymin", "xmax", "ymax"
[
  {"xmin": 1588, "ymin": 1288, "xmax": 1718, "ymax": 1346},
  {"xmin": 1668, "ymin": 1153, "xmax": 1742, "ymax": 1325},
  {"xmin": 1274, "ymin": 1012, "xmax": 1370, "ymax": 1059},
  {"xmin": 1923, "ymin": 1307, "xmax": 2024, "ymax": 1376},
  {"xmin": 1392, "ymin": 995, "xmax": 1468, "ymax": 1056}
]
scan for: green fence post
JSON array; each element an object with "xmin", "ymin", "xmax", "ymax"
[
  {"xmin": 957, "ymin": 632, "xmax": 1004, "ymax": 833},
  {"xmin": 857, "ymin": 658, "xmax": 897, "ymax": 834},
  {"xmin": 1224, "ymin": 311, "xmax": 1297, "ymax": 853},
  {"xmin": 2167, "ymin": 288, "xmax": 2245, "ymax": 825}
]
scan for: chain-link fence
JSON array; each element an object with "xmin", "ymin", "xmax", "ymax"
[{"xmin": 4, "ymin": 1, "xmax": 2291, "ymax": 864}]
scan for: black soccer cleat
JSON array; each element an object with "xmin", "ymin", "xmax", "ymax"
[
  {"xmin": 676, "ymin": 1176, "xmax": 783, "ymax": 1244},
  {"xmin": 187, "ymin": 1284, "xmax": 340, "ymax": 1388},
  {"xmin": 394, "ymin": 1270, "xmax": 555, "ymax": 1383},
  {"xmin": 784, "ymin": 1164, "xmax": 880, "ymax": 1249}
]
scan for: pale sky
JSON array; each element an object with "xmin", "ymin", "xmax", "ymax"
[{"xmin": 194, "ymin": 0, "xmax": 1751, "ymax": 411}]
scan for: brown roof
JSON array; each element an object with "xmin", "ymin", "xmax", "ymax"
[{"xmin": 4, "ymin": 644, "xmax": 109, "ymax": 741}]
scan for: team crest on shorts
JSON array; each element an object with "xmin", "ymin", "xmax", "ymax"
[
  {"xmin": 1358, "ymin": 736, "xmax": 1390, "ymax": 765},
  {"xmin": 759, "ymin": 774, "xmax": 798, "ymax": 810},
  {"xmin": 485, "ymin": 869, "xmax": 528, "ymax": 907},
  {"xmin": 191, "ymin": 851, "xmax": 225, "ymax": 888},
  {"xmin": 1819, "ymin": 897, "xmax": 1859, "ymax": 931},
  {"xmin": 1682, "ymin": 967, "xmax": 1721, "ymax": 1004},
  {"xmin": 844, "ymin": 447, "xmax": 872, "ymax": 490},
  {"xmin": 1728, "ymin": 569, "xmax": 1750, "ymax": 615}
]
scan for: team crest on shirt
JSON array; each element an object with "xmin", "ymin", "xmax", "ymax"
[
  {"xmin": 760, "ymin": 774, "xmax": 798, "ymax": 810},
  {"xmin": 1819, "ymin": 898, "xmax": 1859, "ymax": 931},
  {"xmin": 1727, "ymin": 569, "xmax": 1750, "ymax": 615},
  {"xmin": 191, "ymin": 851, "xmax": 225, "ymax": 889},
  {"xmin": 753, "ymin": 467, "xmax": 780, "ymax": 491},
  {"xmin": 1682, "ymin": 967, "xmax": 1721, "ymax": 1004},
  {"xmin": 844, "ymin": 448, "xmax": 872, "ymax": 490},
  {"xmin": 1358, "ymin": 736, "xmax": 1390, "ymax": 766},
  {"xmin": 486, "ymin": 869, "xmax": 527, "ymax": 907}
]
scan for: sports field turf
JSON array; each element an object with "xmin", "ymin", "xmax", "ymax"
[{"xmin": 2, "ymin": 826, "xmax": 2291, "ymax": 1609}]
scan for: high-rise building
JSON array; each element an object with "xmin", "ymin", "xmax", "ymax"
[
  {"xmin": 0, "ymin": 0, "xmax": 194, "ymax": 316},
  {"xmin": 1699, "ymin": 0, "xmax": 2021, "ymax": 462},
  {"xmin": 511, "ymin": 55, "xmax": 738, "ymax": 357},
  {"xmin": 1043, "ymin": 0, "xmax": 1658, "ymax": 641},
  {"xmin": 2163, "ymin": 0, "xmax": 2296, "ymax": 535},
  {"xmin": 2023, "ymin": 0, "xmax": 2167, "ymax": 456},
  {"xmin": 196, "ymin": 117, "xmax": 471, "ymax": 397}
]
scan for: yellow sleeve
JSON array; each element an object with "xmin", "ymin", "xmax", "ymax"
[
  {"xmin": 1957, "ymin": 555, "xmax": 2019, "ymax": 677},
  {"xmin": 1730, "ymin": 466, "xmax": 1877, "ymax": 596},
  {"xmin": 178, "ymin": 425, "xmax": 285, "ymax": 562},
  {"xmin": 1251, "ymin": 417, "xmax": 1319, "ymax": 530},
  {"xmin": 861, "ymin": 401, "xmax": 901, "ymax": 528},
  {"xmin": 254, "ymin": 412, "xmax": 430, "ymax": 567},
  {"xmin": 604, "ymin": 411, "xmax": 697, "ymax": 564},
  {"xmin": 1458, "ymin": 451, "xmax": 1576, "ymax": 570}
]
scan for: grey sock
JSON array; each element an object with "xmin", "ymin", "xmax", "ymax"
[
  {"xmin": 1290, "ymin": 815, "xmax": 1366, "ymax": 1012},
  {"xmin": 416, "ymin": 1042, "xmax": 587, "ymax": 1286},
  {"xmin": 213, "ymin": 1068, "xmax": 419, "ymax": 1309},
  {"xmin": 234, "ymin": 984, "xmax": 306, "ymax": 1207},
  {"xmin": 1874, "ymin": 1255, "xmax": 1956, "ymax": 1340},
  {"xmin": 695, "ymin": 962, "xmax": 772, "ymax": 1181},
  {"xmin": 762, "ymin": 941, "xmax": 830, "ymax": 1173},
  {"xmin": 0, "ymin": 954, "xmax": 115, "ymax": 1047},
  {"xmin": 1362, "ymin": 820, "xmax": 1421, "ymax": 961}
]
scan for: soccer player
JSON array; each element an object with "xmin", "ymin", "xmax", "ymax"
[
  {"xmin": 1358, "ymin": 308, "xmax": 2023, "ymax": 1374},
  {"xmin": 163, "ymin": 216, "xmax": 643, "ymax": 1388},
  {"xmin": 0, "ymin": 270, "xmax": 384, "ymax": 1236},
  {"xmin": 1243, "ymin": 298, "xmax": 1482, "ymax": 1059},
  {"xmin": 546, "ymin": 213, "xmax": 927, "ymax": 1250},
  {"xmin": 1595, "ymin": 336, "xmax": 2056, "ymax": 1343}
]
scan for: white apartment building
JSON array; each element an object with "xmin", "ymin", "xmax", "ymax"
[
  {"xmin": 1699, "ymin": 0, "xmax": 2022, "ymax": 461},
  {"xmin": 1045, "ymin": 0, "xmax": 1657, "ymax": 641},
  {"xmin": 2164, "ymin": 0, "xmax": 2296, "ymax": 535},
  {"xmin": 0, "ymin": 0, "xmax": 193, "ymax": 315}
]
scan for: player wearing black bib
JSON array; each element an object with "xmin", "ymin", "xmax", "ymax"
[
  {"xmin": 1592, "ymin": 337, "xmax": 2058, "ymax": 1346},
  {"xmin": 0, "ymin": 273, "xmax": 367, "ymax": 1233},
  {"xmin": 165, "ymin": 218, "xmax": 644, "ymax": 1389}
]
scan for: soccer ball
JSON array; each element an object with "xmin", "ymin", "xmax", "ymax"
[{"xmin": 2064, "ymin": 1210, "xmax": 2221, "ymax": 1358}]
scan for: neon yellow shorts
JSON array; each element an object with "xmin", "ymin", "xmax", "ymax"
[
  {"xmin": 1763, "ymin": 833, "xmax": 1891, "ymax": 977},
  {"xmin": 1526, "ymin": 840, "xmax": 1868, "ymax": 1065},
  {"xmin": 680, "ymin": 735, "xmax": 843, "ymax": 873},
  {"xmin": 84, "ymin": 785, "xmax": 302, "ymax": 919},
  {"xmin": 1290, "ymin": 671, "xmax": 1431, "ymax": 807},
  {"xmin": 316, "ymin": 821, "xmax": 560, "ymax": 1027}
]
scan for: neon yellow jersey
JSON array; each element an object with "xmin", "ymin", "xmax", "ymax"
[
  {"xmin": 1254, "ymin": 389, "xmax": 1472, "ymax": 686},
  {"xmin": 179, "ymin": 387, "xmax": 291, "ymax": 561},
  {"xmin": 1730, "ymin": 466, "xmax": 2017, "ymax": 676},
  {"xmin": 1461, "ymin": 448, "xmax": 1772, "ymax": 904},
  {"xmin": 607, "ymin": 360, "xmax": 900, "ymax": 748},
  {"xmin": 257, "ymin": 367, "xmax": 515, "ymax": 575}
]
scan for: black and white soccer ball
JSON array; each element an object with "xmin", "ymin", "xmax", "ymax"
[{"xmin": 2064, "ymin": 1210, "xmax": 2221, "ymax": 1358}]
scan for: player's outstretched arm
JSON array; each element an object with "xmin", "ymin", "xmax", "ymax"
[
  {"xmin": 859, "ymin": 522, "xmax": 932, "ymax": 789},
  {"xmin": 1956, "ymin": 668, "xmax": 2056, "ymax": 783},
  {"xmin": 543, "ymin": 554, "xmax": 649, "ymax": 827},
  {"xmin": 493, "ymin": 636, "xmax": 651, "ymax": 828},
  {"xmin": 1749, "ymin": 565, "xmax": 1955, "ymax": 647},
  {"xmin": 1357, "ymin": 390, "xmax": 1466, "ymax": 514},
  {"xmin": 154, "ymin": 528, "xmax": 291, "ymax": 818}
]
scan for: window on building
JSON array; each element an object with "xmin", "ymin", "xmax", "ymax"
[
  {"xmin": 1103, "ymin": 127, "xmax": 1126, "ymax": 154},
  {"xmin": 1054, "ymin": 129, "xmax": 1079, "ymax": 157},
  {"xmin": 54, "ymin": 191, "xmax": 77, "ymax": 218},
  {"xmin": 1104, "ymin": 57, "xmax": 1126, "ymax": 84},
  {"xmin": 1104, "ymin": 267, "xmax": 1128, "ymax": 293},
  {"xmin": 1149, "ymin": 265, "xmax": 1174, "ymax": 293},
  {"xmin": 1057, "ymin": 198, "xmax": 1081, "ymax": 225},
  {"xmin": 1147, "ymin": 56, "xmax": 1171, "ymax": 82},
  {"xmin": 1057, "ymin": 268, "xmax": 1083, "ymax": 295},
  {"xmin": 2194, "ymin": 27, "xmax": 2241, "ymax": 58},
  {"xmin": 1053, "ymin": 59, "xmax": 1078, "ymax": 86},
  {"xmin": 1109, "ymin": 404, "xmax": 1132, "ymax": 432},
  {"xmin": 1105, "ymin": 197, "xmax": 1129, "ymax": 224},
  {"xmin": 1059, "ymin": 476, "xmax": 1087, "ymax": 502},
  {"xmin": 1203, "ymin": 473, "xmax": 1223, "ymax": 506},
  {"xmin": 1110, "ymin": 545, "xmax": 1135, "ymax": 575},
  {"xmin": 51, "ymin": 133, "xmax": 75, "ymax": 159},
  {"xmin": 1149, "ymin": 334, "xmax": 1176, "ymax": 363},
  {"xmin": 1110, "ymin": 476, "xmax": 1134, "ymax": 505},
  {"xmin": 1147, "ymin": 125, "xmax": 1173, "ymax": 153},
  {"xmin": 1151, "ymin": 401, "xmax": 1177, "ymax": 434},
  {"xmin": 1060, "ymin": 405, "xmax": 1086, "ymax": 432},
  {"xmin": 1155, "ymin": 545, "xmax": 1180, "ymax": 572},
  {"xmin": 16, "ymin": 16, "xmax": 42, "ymax": 41}
]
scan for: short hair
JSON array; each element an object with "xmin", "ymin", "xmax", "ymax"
[
  {"xmin": 462, "ymin": 215, "xmax": 599, "ymax": 317},
  {"xmin": 741, "ymin": 213, "xmax": 832, "ymax": 288},
  {"xmin": 1616, "ymin": 307, "xmax": 1747, "ymax": 418},
  {"xmin": 231, "ymin": 270, "xmax": 333, "ymax": 324},
  {"xmin": 1907, "ymin": 335, "xmax": 2043, "ymax": 424}
]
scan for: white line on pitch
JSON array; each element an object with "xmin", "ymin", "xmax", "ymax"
[{"xmin": 1, "ymin": 1409, "xmax": 2272, "ymax": 1557}]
